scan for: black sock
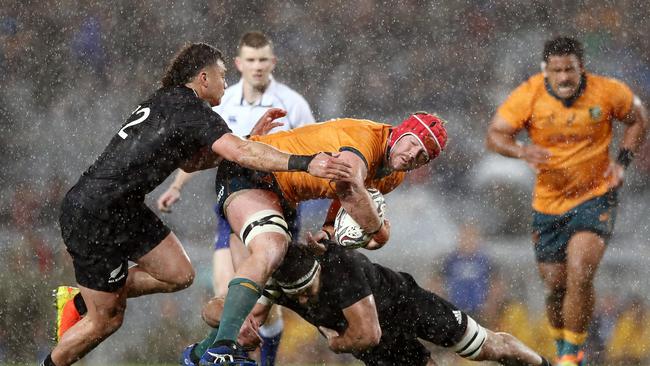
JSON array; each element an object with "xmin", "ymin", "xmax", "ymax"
[
  {"xmin": 42, "ymin": 354, "xmax": 56, "ymax": 366},
  {"xmin": 73, "ymin": 293, "xmax": 87, "ymax": 315}
]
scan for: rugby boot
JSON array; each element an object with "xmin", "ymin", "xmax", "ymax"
[
  {"xmin": 54, "ymin": 285, "xmax": 82, "ymax": 341},
  {"xmin": 555, "ymin": 351, "xmax": 584, "ymax": 366},
  {"xmin": 180, "ymin": 343, "xmax": 199, "ymax": 366},
  {"xmin": 199, "ymin": 340, "xmax": 257, "ymax": 366}
]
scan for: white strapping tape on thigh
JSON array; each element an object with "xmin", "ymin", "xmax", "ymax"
[
  {"xmin": 239, "ymin": 209, "xmax": 290, "ymax": 247},
  {"xmin": 451, "ymin": 315, "xmax": 487, "ymax": 360}
]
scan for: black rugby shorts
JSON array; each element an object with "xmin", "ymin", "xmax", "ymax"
[{"xmin": 59, "ymin": 195, "xmax": 170, "ymax": 292}]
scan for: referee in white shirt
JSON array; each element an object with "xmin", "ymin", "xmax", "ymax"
[{"xmin": 157, "ymin": 31, "xmax": 314, "ymax": 366}]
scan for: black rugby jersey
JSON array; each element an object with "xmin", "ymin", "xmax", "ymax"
[
  {"xmin": 268, "ymin": 245, "xmax": 414, "ymax": 333},
  {"xmin": 70, "ymin": 86, "xmax": 230, "ymax": 207}
]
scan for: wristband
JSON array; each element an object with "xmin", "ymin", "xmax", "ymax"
[
  {"xmin": 288, "ymin": 154, "xmax": 316, "ymax": 171},
  {"xmin": 616, "ymin": 148, "xmax": 634, "ymax": 169},
  {"xmin": 321, "ymin": 229, "xmax": 332, "ymax": 241}
]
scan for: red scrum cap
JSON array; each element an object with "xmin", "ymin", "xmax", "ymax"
[{"xmin": 389, "ymin": 112, "xmax": 448, "ymax": 161}]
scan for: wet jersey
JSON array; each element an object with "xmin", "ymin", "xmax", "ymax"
[
  {"xmin": 262, "ymin": 245, "xmax": 417, "ymax": 334},
  {"xmin": 249, "ymin": 118, "xmax": 404, "ymax": 204},
  {"xmin": 70, "ymin": 86, "xmax": 231, "ymax": 208},
  {"xmin": 497, "ymin": 73, "xmax": 634, "ymax": 214}
]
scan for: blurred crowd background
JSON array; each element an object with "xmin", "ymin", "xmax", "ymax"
[{"xmin": 1, "ymin": 0, "xmax": 649, "ymax": 364}]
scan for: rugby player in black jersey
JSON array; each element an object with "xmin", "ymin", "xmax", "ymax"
[
  {"xmin": 42, "ymin": 43, "xmax": 351, "ymax": 366},
  {"xmin": 201, "ymin": 244, "xmax": 552, "ymax": 366}
]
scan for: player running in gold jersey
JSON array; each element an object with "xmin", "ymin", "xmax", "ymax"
[{"xmin": 487, "ymin": 36, "xmax": 647, "ymax": 366}]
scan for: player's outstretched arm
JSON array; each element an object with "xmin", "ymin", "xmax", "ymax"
[
  {"xmin": 320, "ymin": 294, "xmax": 381, "ymax": 353},
  {"xmin": 156, "ymin": 169, "xmax": 197, "ymax": 212},
  {"xmin": 211, "ymin": 133, "xmax": 352, "ymax": 179}
]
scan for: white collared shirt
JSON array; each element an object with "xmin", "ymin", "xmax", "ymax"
[{"xmin": 213, "ymin": 77, "xmax": 315, "ymax": 136}]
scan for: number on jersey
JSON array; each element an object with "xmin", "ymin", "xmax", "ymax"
[{"xmin": 118, "ymin": 105, "xmax": 150, "ymax": 139}]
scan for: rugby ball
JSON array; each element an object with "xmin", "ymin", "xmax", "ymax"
[{"xmin": 334, "ymin": 188, "xmax": 386, "ymax": 249}]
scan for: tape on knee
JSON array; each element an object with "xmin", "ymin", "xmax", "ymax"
[
  {"xmin": 239, "ymin": 210, "xmax": 291, "ymax": 247},
  {"xmin": 451, "ymin": 315, "xmax": 487, "ymax": 360}
]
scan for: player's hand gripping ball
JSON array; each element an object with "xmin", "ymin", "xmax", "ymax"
[{"xmin": 334, "ymin": 188, "xmax": 386, "ymax": 249}]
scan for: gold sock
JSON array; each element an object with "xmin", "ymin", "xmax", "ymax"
[{"xmin": 563, "ymin": 329, "xmax": 587, "ymax": 346}]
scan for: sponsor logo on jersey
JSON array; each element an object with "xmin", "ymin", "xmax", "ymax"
[
  {"xmin": 589, "ymin": 106, "xmax": 602, "ymax": 121},
  {"xmin": 228, "ymin": 116, "xmax": 237, "ymax": 124}
]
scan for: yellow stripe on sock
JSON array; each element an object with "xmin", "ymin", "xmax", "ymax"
[
  {"xmin": 564, "ymin": 329, "xmax": 588, "ymax": 345},
  {"xmin": 239, "ymin": 281, "xmax": 261, "ymax": 294},
  {"xmin": 548, "ymin": 325, "xmax": 564, "ymax": 340}
]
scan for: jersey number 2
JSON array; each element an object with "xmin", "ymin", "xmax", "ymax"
[{"xmin": 118, "ymin": 106, "xmax": 150, "ymax": 139}]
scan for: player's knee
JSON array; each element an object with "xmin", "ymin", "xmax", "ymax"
[
  {"xmin": 178, "ymin": 267, "xmax": 196, "ymax": 289},
  {"xmin": 105, "ymin": 312, "xmax": 125, "ymax": 335},
  {"xmin": 368, "ymin": 327, "xmax": 382, "ymax": 347},
  {"xmin": 168, "ymin": 265, "xmax": 195, "ymax": 291},
  {"xmin": 567, "ymin": 266, "xmax": 597, "ymax": 288},
  {"xmin": 250, "ymin": 235, "xmax": 288, "ymax": 276},
  {"xmin": 201, "ymin": 297, "xmax": 223, "ymax": 328}
]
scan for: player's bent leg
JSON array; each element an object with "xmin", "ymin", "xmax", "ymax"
[
  {"xmin": 561, "ymin": 231, "xmax": 605, "ymax": 363},
  {"xmin": 202, "ymin": 296, "xmax": 224, "ymax": 328},
  {"xmin": 51, "ymin": 285, "xmax": 127, "ymax": 366},
  {"xmin": 127, "ymin": 231, "xmax": 195, "ymax": 297},
  {"xmin": 537, "ymin": 263, "xmax": 567, "ymax": 329},
  {"xmin": 537, "ymin": 262, "xmax": 567, "ymax": 357},
  {"xmin": 564, "ymin": 231, "xmax": 605, "ymax": 332},
  {"xmin": 201, "ymin": 190, "xmax": 290, "ymax": 364}
]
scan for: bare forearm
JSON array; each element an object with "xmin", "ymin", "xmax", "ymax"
[
  {"xmin": 622, "ymin": 121, "xmax": 646, "ymax": 152},
  {"xmin": 223, "ymin": 139, "xmax": 291, "ymax": 172},
  {"xmin": 338, "ymin": 185, "xmax": 382, "ymax": 233},
  {"xmin": 486, "ymin": 128, "xmax": 523, "ymax": 159},
  {"xmin": 621, "ymin": 103, "xmax": 648, "ymax": 153},
  {"xmin": 328, "ymin": 331, "xmax": 374, "ymax": 353}
]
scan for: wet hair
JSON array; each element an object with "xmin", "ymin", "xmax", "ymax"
[
  {"xmin": 543, "ymin": 36, "xmax": 584, "ymax": 64},
  {"xmin": 238, "ymin": 31, "xmax": 273, "ymax": 54},
  {"xmin": 273, "ymin": 244, "xmax": 317, "ymax": 286},
  {"xmin": 161, "ymin": 43, "xmax": 224, "ymax": 88}
]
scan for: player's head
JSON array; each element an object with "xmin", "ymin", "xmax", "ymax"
[
  {"xmin": 162, "ymin": 42, "xmax": 227, "ymax": 107},
  {"xmin": 274, "ymin": 245, "xmax": 321, "ymax": 306},
  {"xmin": 387, "ymin": 112, "xmax": 448, "ymax": 171},
  {"xmin": 235, "ymin": 31, "xmax": 277, "ymax": 90},
  {"xmin": 542, "ymin": 36, "xmax": 585, "ymax": 100}
]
